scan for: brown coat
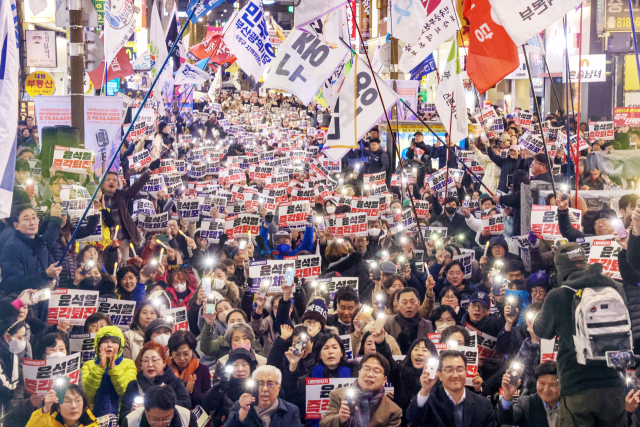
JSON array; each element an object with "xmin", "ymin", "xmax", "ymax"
[
  {"xmin": 320, "ymin": 386, "xmax": 402, "ymax": 427},
  {"xmin": 384, "ymin": 314, "xmax": 434, "ymax": 341}
]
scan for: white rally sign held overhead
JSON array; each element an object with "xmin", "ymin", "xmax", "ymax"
[
  {"xmin": 264, "ymin": 30, "xmax": 349, "ymax": 106},
  {"xmin": 174, "ymin": 62, "xmax": 211, "ymax": 85},
  {"xmin": 323, "ymin": 56, "xmax": 399, "ymax": 161},
  {"xmin": 488, "ymin": 0, "xmax": 583, "ymax": 47},
  {"xmin": 223, "ymin": 0, "xmax": 275, "ymax": 79},
  {"xmin": 397, "ymin": 0, "xmax": 460, "ymax": 74}
]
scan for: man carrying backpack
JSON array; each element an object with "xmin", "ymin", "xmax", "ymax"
[{"xmin": 533, "ymin": 242, "xmax": 629, "ymax": 427}]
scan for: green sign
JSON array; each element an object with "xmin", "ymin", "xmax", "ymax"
[
  {"xmin": 287, "ymin": 5, "xmax": 294, "ymax": 13},
  {"xmin": 92, "ymin": 0, "xmax": 104, "ymax": 24}
]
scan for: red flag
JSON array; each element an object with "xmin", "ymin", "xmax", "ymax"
[
  {"xmin": 88, "ymin": 36, "xmax": 134, "ymax": 88},
  {"xmin": 187, "ymin": 26, "xmax": 236, "ymax": 67},
  {"xmin": 463, "ymin": 0, "xmax": 519, "ymax": 94}
]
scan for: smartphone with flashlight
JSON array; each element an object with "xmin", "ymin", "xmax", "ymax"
[
  {"xmin": 425, "ymin": 358, "xmax": 439, "ymax": 379},
  {"xmin": 257, "ymin": 281, "xmax": 269, "ymax": 298},
  {"xmin": 238, "ymin": 239, "xmax": 247, "ymax": 250},
  {"xmin": 492, "ymin": 276, "xmax": 503, "ymax": 296},
  {"xmin": 345, "ymin": 389, "xmax": 357, "ymax": 415},
  {"xmin": 292, "ymin": 333, "xmax": 309, "ymax": 356},
  {"xmin": 33, "ymin": 288, "xmax": 52, "ymax": 303},
  {"xmin": 613, "ymin": 218, "xmax": 628, "ymax": 239},
  {"xmin": 53, "ymin": 376, "xmax": 70, "ymax": 404},
  {"xmin": 80, "ymin": 260, "xmax": 95, "ymax": 275},
  {"xmin": 508, "ymin": 363, "xmax": 522, "ymax": 387},
  {"xmin": 202, "ymin": 278, "xmax": 212, "ymax": 296}
]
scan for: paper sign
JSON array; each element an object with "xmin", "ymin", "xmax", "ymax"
[
  {"xmin": 47, "ymin": 289, "xmax": 99, "ymax": 325},
  {"xmin": 23, "ymin": 353, "xmax": 81, "ymax": 396},
  {"xmin": 52, "ymin": 146, "xmax": 95, "ymax": 173},
  {"xmin": 160, "ymin": 307, "xmax": 188, "ymax": 332}
]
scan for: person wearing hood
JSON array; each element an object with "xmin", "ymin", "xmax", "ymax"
[
  {"xmin": 259, "ymin": 214, "xmax": 315, "ymax": 260},
  {"xmin": 123, "ymin": 301, "xmax": 160, "ymax": 361},
  {"xmin": 201, "ymin": 348, "xmax": 258, "ymax": 425},
  {"xmin": 212, "ymin": 321, "xmax": 267, "ymax": 376},
  {"xmin": 493, "ymin": 169, "xmax": 530, "ymax": 236},
  {"xmin": 120, "ymin": 341, "xmax": 191, "ymax": 424},
  {"xmin": 81, "ymin": 325, "xmax": 137, "ymax": 418},
  {"xmin": 461, "ymin": 291, "xmax": 506, "ymax": 381},
  {"xmin": 479, "ymin": 235, "xmax": 523, "ymax": 270},
  {"xmin": 167, "ymin": 330, "xmax": 211, "ymax": 408},
  {"xmin": 115, "ymin": 266, "xmax": 146, "ymax": 302},
  {"xmin": 533, "ymin": 243, "xmax": 626, "ymax": 426},
  {"xmin": 283, "ymin": 332, "xmax": 360, "ymax": 422}
]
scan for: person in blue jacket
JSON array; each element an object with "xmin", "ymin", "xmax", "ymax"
[{"xmin": 259, "ymin": 213, "xmax": 315, "ymax": 260}]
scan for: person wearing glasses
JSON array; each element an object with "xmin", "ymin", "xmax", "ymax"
[
  {"xmin": 529, "ymin": 153, "xmax": 553, "ymax": 183},
  {"xmin": 123, "ymin": 384, "xmax": 197, "ymax": 427},
  {"xmin": 225, "ymin": 365, "xmax": 302, "ymax": 427},
  {"xmin": 26, "ymin": 384, "xmax": 100, "ymax": 427},
  {"xmin": 321, "ymin": 352, "xmax": 401, "ymax": 427},
  {"xmin": 120, "ymin": 342, "xmax": 191, "ymax": 424},
  {"xmin": 406, "ymin": 350, "xmax": 497, "ymax": 427}
]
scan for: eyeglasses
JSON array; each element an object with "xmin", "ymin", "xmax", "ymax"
[
  {"xmin": 147, "ymin": 416, "xmax": 173, "ymax": 426},
  {"xmin": 141, "ymin": 358, "xmax": 164, "ymax": 365},
  {"xmin": 442, "ymin": 293, "xmax": 457, "ymax": 301},
  {"xmin": 256, "ymin": 380, "xmax": 279, "ymax": 389},
  {"xmin": 531, "ymin": 288, "xmax": 546, "ymax": 297},
  {"xmin": 63, "ymin": 398, "xmax": 83, "ymax": 407},
  {"xmin": 104, "ymin": 177, "xmax": 119, "ymax": 183},
  {"xmin": 435, "ymin": 319, "xmax": 456, "ymax": 326},
  {"xmin": 442, "ymin": 367, "xmax": 466, "ymax": 375},
  {"xmin": 361, "ymin": 366, "xmax": 384, "ymax": 376}
]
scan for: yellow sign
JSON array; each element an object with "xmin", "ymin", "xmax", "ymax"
[
  {"xmin": 625, "ymin": 55, "xmax": 640, "ymax": 92},
  {"xmin": 25, "ymin": 71, "xmax": 55, "ymax": 97}
]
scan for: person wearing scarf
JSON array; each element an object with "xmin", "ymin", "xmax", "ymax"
[
  {"xmin": 321, "ymin": 353, "xmax": 401, "ymax": 427},
  {"xmin": 167, "ymin": 330, "xmax": 211, "ymax": 408},
  {"xmin": 384, "ymin": 288, "xmax": 434, "ymax": 354},
  {"xmin": 225, "ymin": 365, "xmax": 302, "ymax": 427}
]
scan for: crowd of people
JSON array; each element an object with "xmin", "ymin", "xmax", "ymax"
[{"xmin": 3, "ymin": 88, "xmax": 640, "ymax": 427}]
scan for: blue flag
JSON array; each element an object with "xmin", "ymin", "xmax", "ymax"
[
  {"xmin": 186, "ymin": 0, "xmax": 229, "ymax": 24},
  {"xmin": 195, "ymin": 57, "xmax": 209, "ymax": 70},
  {"xmin": 409, "ymin": 54, "xmax": 436, "ymax": 81}
]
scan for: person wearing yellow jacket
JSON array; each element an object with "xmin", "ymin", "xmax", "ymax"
[
  {"xmin": 81, "ymin": 325, "xmax": 137, "ymax": 418},
  {"xmin": 26, "ymin": 384, "xmax": 99, "ymax": 427}
]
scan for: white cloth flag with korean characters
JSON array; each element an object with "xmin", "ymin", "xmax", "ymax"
[
  {"xmin": 293, "ymin": 0, "xmax": 349, "ymax": 28},
  {"xmin": 223, "ymin": 0, "xmax": 275, "ymax": 79},
  {"xmin": 264, "ymin": 30, "xmax": 349, "ymax": 106},
  {"xmin": 323, "ymin": 56, "xmax": 399, "ymax": 161},
  {"xmin": 390, "ymin": 0, "xmax": 429, "ymax": 46},
  {"xmin": 487, "ymin": 0, "xmax": 583, "ymax": 47},
  {"xmin": 434, "ymin": 39, "xmax": 468, "ymax": 145},
  {"xmin": 397, "ymin": 0, "xmax": 460, "ymax": 73}
]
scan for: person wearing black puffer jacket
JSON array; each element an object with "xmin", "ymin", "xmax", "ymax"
[
  {"xmin": 120, "ymin": 342, "xmax": 192, "ymax": 424},
  {"xmin": 486, "ymin": 143, "xmax": 521, "ymax": 194},
  {"xmin": 201, "ymin": 348, "xmax": 257, "ymax": 426},
  {"xmin": 322, "ymin": 240, "xmax": 375, "ymax": 297},
  {"xmin": 618, "ymin": 238, "xmax": 640, "ymax": 354}
]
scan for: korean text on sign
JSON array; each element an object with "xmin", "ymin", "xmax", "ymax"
[
  {"xmin": 47, "ymin": 289, "xmax": 99, "ymax": 326},
  {"xmin": 23, "ymin": 353, "xmax": 81, "ymax": 396}
]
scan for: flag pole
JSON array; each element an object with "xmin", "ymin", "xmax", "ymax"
[
  {"xmin": 523, "ymin": 45, "xmax": 557, "ymax": 198},
  {"xmin": 563, "ymin": 17, "xmax": 573, "ymax": 189},
  {"xmin": 576, "ymin": 3, "xmax": 583, "ymax": 207},
  {"xmin": 56, "ymin": 0, "xmax": 205, "ymax": 267}
]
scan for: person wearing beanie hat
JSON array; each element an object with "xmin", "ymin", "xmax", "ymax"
[
  {"xmin": 525, "ymin": 271, "xmax": 550, "ymax": 304},
  {"xmin": 300, "ymin": 299, "xmax": 329, "ymax": 337},
  {"xmin": 202, "ymin": 348, "xmax": 258, "ymax": 423},
  {"xmin": 556, "ymin": 193, "xmax": 615, "ymax": 242},
  {"xmin": 530, "ymin": 152, "xmax": 553, "ymax": 183},
  {"xmin": 533, "ymin": 243, "xmax": 626, "ymax": 424},
  {"xmin": 143, "ymin": 319, "xmax": 173, "ymax": 346}
]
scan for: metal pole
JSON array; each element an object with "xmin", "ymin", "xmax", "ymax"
[
  {"xmin": 523, "ymin": 45, "xmax": 558, "ymax": 197},
  {"xmin": 576, "ymin": 3, "xmax": 583, "ymax": 207},
  {"xmin": 69, "ymin": 0, "xmax": 85, "ymax": 144},
  {"xmin": 543, "ymin": 55, "xmax": 562, "ymax": 114},
  {"xmin": 57, "ymin": 0, "xmax": 205, "ymax": 266}
]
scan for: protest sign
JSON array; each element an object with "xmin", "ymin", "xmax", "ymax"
[
  {"xmin": 278, "ymin": 201, "xmax": 311, "ymax": 228},
  {"xmin": 249, "ymin": 255, "xmax": 322, "ymax": 291},
  {"xmin": 324, "ymin": 213, "xmax": 368, "ymax": 237},
  {"xmin": 588, "ymin": 121, "xmax": 614, "ymax": 140},
  {"xmin": 23, "ymin": 353, "xmax": 81, "ymax": 396},
  {"xmin": 514, "ymin": 110, "xmax": 532, "ymax": 127},
  {"xmin": 47, "ymin": 289, "xmax": 99, "ymax": 325},
  {"xmin": 69, "ymin": 333, "xmax": 97, "ymax": 364},
  {"xmin": 139, "ymin": 212, "xmax": 170, "ymax": 232},
  {"xmin": 481, "ymin": 213, "xmax": 505, "ymax": 235},
  {"xmin": 224, "ymin": 214, "xmax": 261, "ymax": 240},
  {"xmin": 531, "ymin": 205, "xmax": 582, "ymax": 240},
  {"xmin": 587, "ymin": 239, "xmax": 622, "ymax": 279},
  {"xmin": 305, "ymin": 378, "xmax": 357, "ymax": 419},
  {"xmin": 127, "ymin": 149, "xmax": 152, "ymax": 169},
  {"xmin": 177, "ymin": 198, "xmax": 200, "ymax": 222},
  {"xmin": 52, "ymin": 146, "xmax": 95, "ymax": 173},
  {"xmin": 160, "ymin": 307, "xmax": 188, "ymax": 332},
  {"xmin": 97, "ymin": 298, "xmax": 135, "ymax": 330},
  {"xmin": 453, "ymin": 252, "xmax": 474, "ymax": 279},
  {"xmin": 518, "ymin": 131, "xmax": 544, "ymax": 153},
  {"xmin": 200, "ymin": 219, "xmax": 226, "ymax": 243},
  {"xmin": 541, "ymin": 337, "xmax": 559, "ymax": 363}
]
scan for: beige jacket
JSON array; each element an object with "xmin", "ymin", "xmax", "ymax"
[
  {"xmin": 321, "ymin": 386, "xmax": 401, "ymax": 427},
  {"xmin": 122, "ymin": 327, "xmax": 144, "ymax": 362}
]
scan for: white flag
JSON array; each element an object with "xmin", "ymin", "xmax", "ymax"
[
  {"xmin": 434, "ymin": 40, "xmax": 468, "ymax": 145},
  {"xmin": 103, "ymin": 0, "xmax": 136, "ymax": 69},
  {"xmin": 390, "ymin": 0, "xmax": 429, "ymax": 46},
  {"xmin": 0, "ymin": 0, "xmax": 18, "ymax": 219},
  {"xmin": 174, "ymin": 62, "xmax": 211, "ymax": 86},
  {"xmin": 488, "ymin": 0, "xmax": 582, "ymax": 47},
  {"xmin": 222, "ymin": 0, "xmax": 275, "ymax": 79},
  {"xmin": 323, "ymin": 56, "xmax": 399, "ymax": 161},
  {"xmin": 149, "ymin": 0, "xmax": 170, "ymax": 106},
  {"xmin": 293, "ymin": 0, "xmax": 348, "ymax": 28},
  {"xmin": 523, "ymin": 33, "xmax": 545, "ymax": 55},
  {"xmin": 398, "ymin": 0, "xmax": 459, "ymax": 74},
  {"xmin": 264, "ymin": 30, "xmax": 349, "ymax": 106},
  {"xmin": 208, "ymin": 69, "xmax": 221, "ymax": 101}
]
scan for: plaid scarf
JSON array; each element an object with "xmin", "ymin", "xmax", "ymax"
[{"xmin": 349, "ymin": 382, "xmax": 385, "ymax": 427}]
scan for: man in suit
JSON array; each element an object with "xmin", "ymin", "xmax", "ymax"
[
  {"xmin": 498, "ymin": 361, "xmax": 560, "ymax": 427},
  {"xmin": 406, "ymin": 349, "xmax": 497, "ymax": 427},
  {"xmin": 321, "ymin": 353, "xmax": 401, "ymax": 427}
]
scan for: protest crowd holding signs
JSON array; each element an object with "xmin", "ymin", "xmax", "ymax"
[{"xmin": 9, "ymin": 0, "xmax": 640, "ymax": 426}]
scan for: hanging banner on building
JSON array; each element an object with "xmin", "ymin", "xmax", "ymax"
[
  {"xmin": 564, "ymin": 54, "xmax": 606, "ymax": 83},
  {"xmin": 84, "ymin": 96, "xmax": 124, "ymax": 176},
  {"xmin": 26, "ymin": 31, "xmax": 57, "ymax": 67},
  {"xmin": 26, "ymin": 71, "xmax": 55, "ymax": 97}
]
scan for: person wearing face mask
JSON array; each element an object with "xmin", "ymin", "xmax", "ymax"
[
  {"xmin": 188, "ymin": 267, "xmax": 242, "ymax": 336},
  {"xmin": 143, "ymin": 319, "xmax": 173, "ymax": 349},
  {"xmin": 429, "ymin": 305, "xmax": 459, "ymax": 334},
  {"xmin": 123, "ymin": 301, "xmax": 161, "ymax": 361},
  {"xmin": 202, "ymin": 348, "xmax": 258, "ymax": 425},
  {"xmin": 201, "ymin": 308, "xmax": 261, "ymax": 360},
  {"xmin": 81, "ymin": 326, "xmax": 137, "ymax": 418},
  {"xmin": 212, "ymin": 322, "xmax": 267, "ymax": 378},
  {"xmin": 166, "ymin": 270, "xmax": 195, "ymax": 308},
  {"xmin": 429, "ymin": 197, "xmax": 475, "ymax": 249},
  {"xmin": 119, "ymin": 342, "xmax": 191, "ymax": 424},
  {"xmin": 259, "ymin": 214, "xmax": 315, "ymax": 260}
]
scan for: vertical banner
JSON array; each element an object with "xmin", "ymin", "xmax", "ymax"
[
  {"xmin": 84, "ymin": 96, "xmax": 124, "ymax": 176},
  {"xmin": 34, "ymin": 95, "xmax": 72, "ymax": 145},
  {"xmin": 395, "ymin": 80, "xmax": 420, "ymax": 120}
]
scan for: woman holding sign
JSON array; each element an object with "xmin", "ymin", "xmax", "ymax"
[{"xmin": 26, "ymin": 384, "xmax": 99, "ymax": 427}]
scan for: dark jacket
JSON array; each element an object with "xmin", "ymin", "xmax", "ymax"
[
  {"xmin": 405, "ymin": 383, "xmax": 497, "ymax": 427},
  {"xmin": 0, "ymin": 216, "xmax": 61, "ymax": 295},
  {"xmin": 533, "ymin": 263, "xmax": 624, "ymax": 396},
  {"xmin": 497, "ymin": 393, "xmax": 551, "ymax": 427},
  {"xmin": 531, "ymin": 170, "xmax": 553, "ymax": 183},
  {"xmin": 323, "ymin": 252, "xmax": 375, "ymax": 297},
  {"xmin": 487, "ymin": 149, "xmax": 520, "ymax": 194},
  {"xmin": 429, "ymin": 212, "xmax": 475, "ymax": 248},
  {"xmin": 498, "ymin": 170, "xmax": 529, "ymax": 236},
  {"xmin": 201, "ymin": 376, "xmax": 247, "ymax": 427},
  {"xmin": 224, "ymin": 398, "xmax": 302, "ymax": 427},
  {"xmin": 120, "ymin": 368, "xmax": 192, "ymax": 423},
  {"xmin": 432, "ymin": 144, "xmax": 459, "ymax": 170},
  {"xmin": 619, "ymin": 248, "xmax": 640, "ymax": 348},
  {"xmin": 105, "ymin": 170, "xmax": 152, "ymax": 243},
  {"xmin": 557, "ymin": 207, "xmax": 588, "ymax": 242},
  {"xmin": 364, "ymin": 147, "xmax": 390, "ymax": 174}
]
